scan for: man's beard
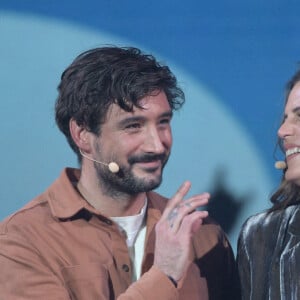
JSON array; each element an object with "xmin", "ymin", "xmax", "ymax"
[{"xmin": 94, "ymin": 152, "xmax": 169, "ymax": 198}]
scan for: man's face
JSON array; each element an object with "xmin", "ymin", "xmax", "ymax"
[
  {"xmin": 278, "ymin": 82, "xmax": 300, "ymax": 186},
  {"xmin": 91, "ymin": 91, "xmax": 173, "ymax": 196}
]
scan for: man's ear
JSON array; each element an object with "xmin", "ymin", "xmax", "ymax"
[{"xmin": 69, "ymin": 119, "xmax": 91, "ymax": 152}]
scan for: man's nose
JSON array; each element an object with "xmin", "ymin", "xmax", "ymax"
[{"xmin": 143, "ymin": 128, "xmax": 166, "ymax": 153}]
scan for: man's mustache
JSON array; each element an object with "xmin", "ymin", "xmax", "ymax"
[{"xmin": 128, "ymin": 153, "xmax": 167, "ymax": 164}]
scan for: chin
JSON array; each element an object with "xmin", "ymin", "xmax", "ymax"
[
  {"xmin": 145, "ymin": 176, "xmax": 162, "ymax": 187},
  {"xmin": 285, "ymin": 170, "xmax": 300, "ymax": 186},
  {"xmin": 143, "ymin": 175, "xmax": 163, "ymax": 191}
]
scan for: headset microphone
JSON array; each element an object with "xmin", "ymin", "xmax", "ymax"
[
  {"xmin": 274, "ymin": 161, "xmax": 287, "ymax": 170},
  {"xmin": 79, "ymin": 149, "xmax": 120, "ymax": 173}
]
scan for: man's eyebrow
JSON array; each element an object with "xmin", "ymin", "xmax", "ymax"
[
  {"xmin": 117, "ymin": 116, "xmax": 145, "ymax": 127},
  {"xmin": 161, "ymin": 111, "xmax": 173, "ymax": 119},
  {"xmin": 118, "ymin": 111, "xmax": 173, "ymax": 126}
]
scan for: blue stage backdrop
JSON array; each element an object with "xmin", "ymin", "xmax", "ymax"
[{"xmin": 1, "ymin": 1, "xmax": 300, "ymax": 251}]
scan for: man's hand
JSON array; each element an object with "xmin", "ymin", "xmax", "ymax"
[{"xmin": 153, "ymin": 181, "xmax": 209, "ymax": 282}]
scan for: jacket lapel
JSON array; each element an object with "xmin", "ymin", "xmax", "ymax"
[{"xmin": 280, "ymin": 205, "xmax": 300, "ymax": 299}]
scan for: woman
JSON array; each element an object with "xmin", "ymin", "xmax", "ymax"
[{"xmin": 237, "ymin": 68, "xmax": 300, "ymax": 299}]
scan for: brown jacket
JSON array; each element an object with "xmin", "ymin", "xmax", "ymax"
[{"xmin": 0, "ymin": 168, "xmax": 240, "ymax": 299}]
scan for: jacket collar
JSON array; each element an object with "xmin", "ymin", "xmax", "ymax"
[
  {"xmin": 47, "ymin": 168, "xmax": 90, "ymax": 219},
  {"xmin": 287, "ymin": 204, "xmax": 300, "ymax": 236}
]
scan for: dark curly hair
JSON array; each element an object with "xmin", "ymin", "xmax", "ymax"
[
  {"xmin": 270, "ymin": 67, "xmax": 300, "ymax": 211},
  {"xmin": 55, "ymin": 46, "xmax": 185, "ymax": 161}
]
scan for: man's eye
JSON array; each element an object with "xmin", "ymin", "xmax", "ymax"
[
  {"xmin": 160, "ymin": 118, "xmax": 171, "ymax": 125},
  {"xmin": 126, "ymin": 123, "xmax": 141, "ymax": 129}
]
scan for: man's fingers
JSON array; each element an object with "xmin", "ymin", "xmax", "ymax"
[
  {"xmin": 160, "ymin": 181, "xmax": 191, "ymax": 220},
  {"xmin": 167, "ymin": 194, "xmax": 210, "ymax": 232},
  {"xmin": 165, "ymin": 193, "xmax": 210, "ymax": 229},
  {"xmin": 163, "ymin": 181, "xmax": 208, "ymax": 214},
  {"xmin": 170, "ymin": 208, "xmax": 209, "ymax": 233},
  {"xmin": 169, "ymin": 181, "xmax": 192, "ymax": 207},
  {"xmin": 179, "ymin": 210, "xmax": 209, "ymax": 235},
  {"xmin": 160, "ymin": 181, "xmax": 210, "ymax": 234}
]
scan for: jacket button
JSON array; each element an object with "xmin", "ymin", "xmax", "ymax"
[{"xmin": 122, "ymin": 264, "xmax": 130, "ymax": 272}]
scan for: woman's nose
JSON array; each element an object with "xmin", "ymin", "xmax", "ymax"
[{"xmin": 278, "ymin": 120, "xmax": 293, "ymax": 140}]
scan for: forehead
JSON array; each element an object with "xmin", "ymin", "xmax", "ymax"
[
  {"xmin": 107, "ymin": 91, "xmax": 171, "ymax": 120},
  {"xmin": 286, "ymin": 82, "xmax": 300, "ymax": 111}
]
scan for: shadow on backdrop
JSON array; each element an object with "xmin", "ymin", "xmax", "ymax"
[{"xmin": 207, "ymin": 167, "xmax": 252, "ymax": 235}]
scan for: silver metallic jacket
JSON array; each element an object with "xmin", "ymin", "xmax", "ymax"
[{"xmin": 237, "ymin": 204, "xmax": 300, "ymax": 300}]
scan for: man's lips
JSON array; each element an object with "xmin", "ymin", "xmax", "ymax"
[{"xmin": 135, "ymin": 160, "xmax": 162, "ymax": 169}]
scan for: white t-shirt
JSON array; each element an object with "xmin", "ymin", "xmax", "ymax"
[{"xmin": 110, "ymin": 200, "xmax": 147, "ymax": 281}]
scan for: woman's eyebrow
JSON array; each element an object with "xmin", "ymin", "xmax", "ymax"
[{"xmin": 292, "ymin": 106, "xmax": 300, "ymax": 114}]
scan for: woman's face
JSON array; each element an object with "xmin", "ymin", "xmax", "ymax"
[{"xmin": 278, "ymin": 82, "xmax": 300, "ymax": 185}]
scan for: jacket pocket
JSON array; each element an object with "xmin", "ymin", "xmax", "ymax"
[{"xmin": 61, "ymin": 263, "xmax": 111, "ymax": 300}]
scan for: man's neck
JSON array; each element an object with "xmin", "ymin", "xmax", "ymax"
[{"xmin": 76, "ymin": 174, "xmax": 146, "ymax": 218}]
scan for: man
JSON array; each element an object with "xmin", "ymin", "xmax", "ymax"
[{"xmin": 0, "ymin": 46, "xmax": 240, "ymax": 299}]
